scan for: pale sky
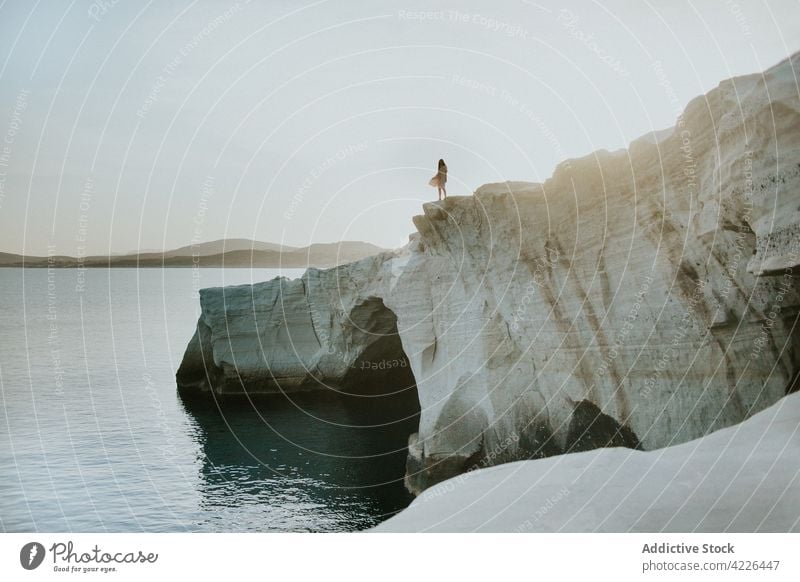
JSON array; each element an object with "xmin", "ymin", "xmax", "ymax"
[{"xmin": 1, "ymin": 0, "xmax": 799, "ymax": 255}]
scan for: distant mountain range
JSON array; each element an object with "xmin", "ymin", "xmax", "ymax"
[{"xmin": 0, "ymin": 239, "xmax": 387, "ymax": 268}]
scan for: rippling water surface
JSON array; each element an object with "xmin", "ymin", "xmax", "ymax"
[{"xmin": 0, "ymin": 268, "xmax": 417, "ymax": 532}]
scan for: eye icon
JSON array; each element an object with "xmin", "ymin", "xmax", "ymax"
[{"xmin": 20, "ymin": 542, "xmax": 45, "ymax": 570}]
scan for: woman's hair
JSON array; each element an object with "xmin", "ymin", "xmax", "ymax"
[{"xmin": 438, "ymin": 158, "xmax": 446, "ymax": 168}]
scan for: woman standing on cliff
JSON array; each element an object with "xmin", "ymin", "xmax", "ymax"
[{"xmin": 428, "ymin": 158, "xmax": 447, "ymax": 200}]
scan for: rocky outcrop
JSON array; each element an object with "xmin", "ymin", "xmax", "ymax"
[
  {"xmin": 373, "ymin": 392, "xmax": 800, "ymax": 532},
  {"xmin": 175, "ymin": 256, "xmax": 417, "ymax": 397},
  {"xmin": 178, "ymin": 53, "xmax": 800, "ymax": 494}
]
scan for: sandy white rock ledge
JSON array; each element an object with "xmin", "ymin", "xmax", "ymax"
[{"xmin": 373, "ymin": 392, "xmax": 800, "ymax": 532}]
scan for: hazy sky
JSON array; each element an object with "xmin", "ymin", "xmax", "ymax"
[{"xmin": 1, "ymin": 0, "xmax": 799, "ymax": 255}]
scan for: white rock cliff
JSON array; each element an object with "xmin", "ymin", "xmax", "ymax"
[{"xmin": 178, "ymin": 53, "xmax": 800, "ymax": 494}]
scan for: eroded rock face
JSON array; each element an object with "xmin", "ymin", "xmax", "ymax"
[
  {"xmin": 178, "ymin": 53, "xmax": 800, "ymax": 494},
  {"xmin": 175, "ymin": 263, "xmax": 417, "ymax": 397}
]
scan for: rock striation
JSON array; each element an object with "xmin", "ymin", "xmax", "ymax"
[{"xmin": 178, "ymin": 53, "xmax": 800, "ymax": 494}]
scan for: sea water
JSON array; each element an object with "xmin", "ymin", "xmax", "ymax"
[{"xmin": 0, "ymin": 268, "xmax": 416, "ymax": 532}]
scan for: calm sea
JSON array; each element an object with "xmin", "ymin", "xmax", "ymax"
[{"xmin": 0, "ymin": 268, "xmax": 416, "ymax": 532}]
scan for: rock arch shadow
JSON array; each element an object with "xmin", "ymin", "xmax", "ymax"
[{"xmin": 340, "ymin": 296, "xmax": 419, "ymax": 402}]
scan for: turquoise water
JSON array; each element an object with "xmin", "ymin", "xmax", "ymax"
[{"xmin": 0, "ymin": 268, "xmax": 417, "ymax": 532}]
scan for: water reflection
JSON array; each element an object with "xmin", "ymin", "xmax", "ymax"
[{"xmin": 181, "ymin": 390, "xmax": 419, "ymax": 531}]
